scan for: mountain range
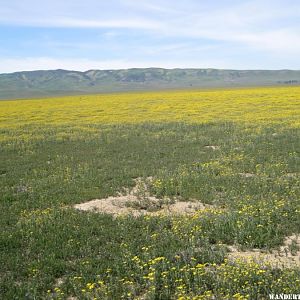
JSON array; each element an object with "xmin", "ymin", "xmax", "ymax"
[{"xmin": 1, "ymin": 68, "xmax": 300, "ymax": 99}]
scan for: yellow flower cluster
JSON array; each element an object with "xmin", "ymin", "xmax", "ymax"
[{"xmin": 1, "ymin": 86, "xmax": 299, "ymax": 142}]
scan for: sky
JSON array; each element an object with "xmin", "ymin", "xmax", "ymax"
[{"xmin": 0, "ymin": 0, "xmax": 300, "ymax": 73}]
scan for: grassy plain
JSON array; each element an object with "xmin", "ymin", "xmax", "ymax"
[{"xmin": 0, "ymin": 87, "xmax": 300, "ymax": 299}]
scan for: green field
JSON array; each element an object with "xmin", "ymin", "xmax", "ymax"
[{"xmin": 1, "ymin": 87, "xmax": 300, "ymax": 299}]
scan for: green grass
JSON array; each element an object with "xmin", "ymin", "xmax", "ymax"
[{"xmin": 1, "ymin": 122, "xmax": 300, "ymax": 299}]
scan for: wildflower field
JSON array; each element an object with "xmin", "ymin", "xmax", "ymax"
[{"xmin": 0, "ymin": 86, "xmax": 300, "ymax": 299}]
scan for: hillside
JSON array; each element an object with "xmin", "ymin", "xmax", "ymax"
[{"xmin": 1, "ymin": 68, "xmax": 300, "ymax": 99}]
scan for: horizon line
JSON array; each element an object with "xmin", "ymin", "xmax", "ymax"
[{"xmin": 2, "ymin": 67, "xmax": 300, "ymax": 75}]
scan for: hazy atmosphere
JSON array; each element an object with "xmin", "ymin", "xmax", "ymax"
[{"xmin": 1, "ymin": 0, "xmax": 300, "ymax": 72}]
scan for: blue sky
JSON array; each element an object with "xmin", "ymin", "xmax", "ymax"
[{"xmin": 0, "ymin": 0, "xmax": 300, "ymax": 73}]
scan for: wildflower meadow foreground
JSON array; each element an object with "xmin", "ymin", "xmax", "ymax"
[{"xmin": 1, "ymin": 86, "xmax": 300, "ymax": 299}]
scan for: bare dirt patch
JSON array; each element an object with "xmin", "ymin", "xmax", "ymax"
[
  {"xmin": 74, "ymin": 177, "xmax": 209, "ymax": 217},
  {"xmin": 54, "ymin": 277, "xmax": 65, "ymax": 287},
  {"xmin": 228, "ymin": 234, "xmax": 300, "ymax": 268},
  {"xmin": 282, "ymin": 173, "xmax": 298, "ymax": 179},
  {"xmin": 238, "ymin": 172, "xmax": 256, "ymax": 178},
  {"xmin": 204, "ymin": 145, "xmax": 220, "ymax": 151}
]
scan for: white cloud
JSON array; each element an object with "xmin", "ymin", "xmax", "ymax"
[
  {"xmin": 1, "ymin": 0, "xmax": 300, "ymax": 71},
  {"xmin": 0, "ymin": 57, "xmax": 133, "ymax": 73},
  {"xmin": 0, "ymin": 0, "xmax": 161, "ymax": 29},
  {"xmin": 0, "ymin": 17, "xmax": 160, "ymax": 29},
  {"xmin": 120, "ymin": 0, "xmax": 300, "ymax": 54},
  {"xmin": 2, "ymin": 1, "xmax": 300, "ymax": 50},
  {"xmin": 0, "ymin": 56, "xmax": 256, "ymax": 74}
]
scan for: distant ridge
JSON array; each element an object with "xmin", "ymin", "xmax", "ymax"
[{"xmin": 1, "ymin": 68, "xmax": 300, "ymax": 99}]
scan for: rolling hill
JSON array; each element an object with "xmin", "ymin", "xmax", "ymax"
[{"xmin": 1, "ymin": 68, "xmax": 300, "ymax": 99}]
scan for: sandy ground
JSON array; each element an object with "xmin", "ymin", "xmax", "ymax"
[
  {"xmin": 74, "ymin": 177, "xmax": 209, "ymax": 217},
  {"xmin": 74, "ymin": 195, "xmax": 207, "ymax": 217},
  {"xmin": 204, "ymin": 145, "xmax": 220, "ymax": 151},
  {"xmin": 228, "ymin": 234, "xmax": 300, "ymax": 268}
]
